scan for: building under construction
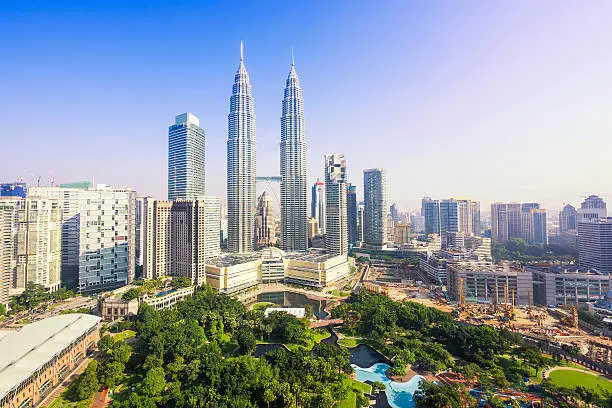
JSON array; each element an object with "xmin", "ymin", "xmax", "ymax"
[{"xmin": 447, "ymin": 260, "xmax": 533, "ymax": 306}]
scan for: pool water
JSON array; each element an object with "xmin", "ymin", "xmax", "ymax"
[{"xmin": 352, "ymin": 363, "xmax": 423, "ymax": 408}]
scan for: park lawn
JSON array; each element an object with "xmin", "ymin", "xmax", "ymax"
[
  {"xmin": 337, "ymin": 335, "xmax": 367, "ymax": 348},
  {"xmin": 48, "ymin": 392, "xmax": 93, "ymax": 408},
  {"xmin": 549, "ymin": 369, "xmax": 612, "ymax": 395},
  {"xmin": 252, "ymin": 301, "xmax": 275, "ymax": 311},
  {"xmin": 285, "ymin": 329, "xmax": 331, "ymax": 352},
  {"xmin": 330, "ymin": 290, "xmax": 351, "ymax": 298},
  {"xmin": 337, "ymin": 377, "xmax": 371, "ymax": 408},
  {"xmin": 113, "ymin": 330, "xmax": 136, "ymax": 342}
]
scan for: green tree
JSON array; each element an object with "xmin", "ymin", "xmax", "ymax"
[
  {"xmin": 75, "ymin": 361, "xmax": 99, "ymax": 400},
  {"xmin": 171, "ymin": 276, "xmax": 192, "ymax": 289},
  {"xmin": 110, "ymin": 340, "xmax": 132, "ymax": 364},
  {"xmin": 97, "ymin": 334, "xmax": 115, "ymax": 355},
  {"xmin": 99, "ymin": 361, "xmax": 124, "ymax": 389},
  {"xmin": 0, "ymin": 303, "xmax": 6, "ymax": 316},
  {"xmin": 122, "ymin": 288, "xmax": 142, "ymax": 301},
  {"xmin": 236, "ymin": 328, "xmax": 256, "ymax": 355},
  {"xmin": 414, "ymin": 381, "xmax": 472, "ymax": 408},
  {"xmin": 142, "ymin": 367, "xmax": 166, "ymax": 397}
]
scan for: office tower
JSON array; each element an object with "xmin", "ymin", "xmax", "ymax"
[
  {"xmin": 439, "ymin": 199, "xmax": 459, "ymax": 238},
  {"xmin": 410, "ymin": 214, "xmax": 425, "ymax": 234},
  {"xmin": 357, "ymin": 203, "xmax": 365, "ymax": 242},
  {"xmin": 559, "ymin": 204, "xmax": 577, "ymax": 233},
  {"xmin": 171, "ymin": 198, "xmax": 221, "ymax": 285},
  {"xmin": 578, "ymin": 195, "xmax": 607, "ymax": 221},
  {"xmin": 1, "ymin": 182, "xmax": 27, "ymax": 198},
  {"xmin": 256, "ymin": 191, "xmax": 276, "ymax": 247},
  {"xmin": 491, "ymin": 202, "xmax": 524, "ymax": 244},
  {"xmin": 421, "ymin": 197, "xmax": 441, "ymax": 235},
  {"xmin": 363, "ymin": 168, "xmax": 388, "ymax": 247},
  {"xmin": 390, "ymin": 203, "xmax": 401, "ymax": 222},
  {"xmin": 386, "ymin": 212, "xmax": 395, "ymax": 244},
  {"xmin": 578, "ymin": 218, "xmax": 612, "ymax": 273},
  {"xmin": 168, "ymin": 112, "xmax": 206, "ymax": 201},
  {"xmin": 227, "ymin": 43, "xmax": 257, "ymax": 253},
  {"xmin": 325, "ymin": 154, "xmax": 348, "ymax": 255},
  {"xmin": 280, "ymin": 58, "xmax": 308, "ymax": 252},
  {"xmin": 30, "ymin": 185, "xmax": 136, "ymax": 292},
  {"xmin": 470, "ymin": 201, "xmax": 481, "ymax": 235},
  {"xmin": 311, "ymin": 179, "xmax": 325, "ymax": 235},
  {"xmin": 307, "ymin": 218, "xmax": 318, "ymax": 241},
  {"xmin": 347, "ymin": 184, "xmax": 358, "ymax": 244},
  {"xmin": 532, "ymin": 209, "xmax": 548, "ymax": 244},
  {"xmin": 142, "ymin": 198, "xmax": 172, "ymax": 280}
]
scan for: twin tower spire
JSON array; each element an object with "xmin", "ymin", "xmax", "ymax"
[{"xmin": 227, "ymin": 42, "xmax": 308, "ymax": 253}]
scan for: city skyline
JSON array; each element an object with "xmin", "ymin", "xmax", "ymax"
[{"xmin": 1, "ymin": 2, "xmax": 612, "ymax": 212}]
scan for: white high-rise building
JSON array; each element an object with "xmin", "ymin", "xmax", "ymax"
[
  {"xmin": 363, "ymin": 168, "xmax": 388, "ymax": 248},
  {"xmin": 324, "ymin": 154, "xmax": 348, "ymax": 255},
  {"xmin": 30, "ymin": 185, "xmax": 136, "ymax": 293},
  {"xmin": 280, "ymin": 57, "xmax": 308, "ymax": 252},
  {"xmin": 168, "ymin": 112, "xmax": 205, "ymax": 201},
  {"xmin": 227, "ymin": 42, "xmax": 256, "ymax": 253},
  {"xmin": 0, "ymin": 197, "xmax": 62, "ymax": 300}
]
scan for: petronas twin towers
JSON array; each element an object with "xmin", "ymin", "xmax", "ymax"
[{"xmin": 227, "ymin": 43, "xmax": 308, "ymax": 253}]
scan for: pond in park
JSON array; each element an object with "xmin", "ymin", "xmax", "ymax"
[
  {"xmin": 352, "ymin": 363, "xmax": 423, "ymax": 408},
  {"xmin": 253, "ymin": 291, "xmax": 328, "ymax": 318}
]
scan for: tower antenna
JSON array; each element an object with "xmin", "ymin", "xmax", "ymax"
[
  {"xmin": 291, "ymin": 46, "xmax": 295, "ymax": 66},
  {"xmin": 240, "ymin": 41, "xmax": 244, "ymax": 62}
]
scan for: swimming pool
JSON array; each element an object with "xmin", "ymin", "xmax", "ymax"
[{"xmin": 351, "ymin": 363, "xmax": 423, "ymax": 408}]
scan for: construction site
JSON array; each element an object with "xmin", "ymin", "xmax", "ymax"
[{"xmin": 361, "ymin": 261, "xmax": 612, "ymax": 371}]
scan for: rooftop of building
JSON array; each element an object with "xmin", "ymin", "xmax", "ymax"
[
  {"xmin": 208, "ymin": 253, "xmax": 262, "ymax": 267},
  {"xmin": 449, "ymin": 260, "xmax": 524, "ymax": 274},
  {"xmin": 285, "ymin": 250, "xmax": 340, "ymax": 263},
  {"xmin": 0, "ymin": 314, "xmax": 101, "ymax": 401},
  {"xmin": 526, "ymin": 263, "xmax": 607, "ymax": 275}
]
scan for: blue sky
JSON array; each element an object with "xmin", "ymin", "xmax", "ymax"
[{"xmin": 1, "ymin": 1, "xmax": 611, "ymax": 214}]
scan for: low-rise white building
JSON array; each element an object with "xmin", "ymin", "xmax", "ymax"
[{"xmin": 284, "ymin": 251, "xmax": 349, "ymax": 287}]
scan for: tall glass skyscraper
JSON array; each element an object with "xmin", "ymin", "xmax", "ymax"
[
  {"xmin": 311, "ymin": 179, "xmax": 325, "ymax": 234},
  {"xmin": 168, "ymin": 112, "xmax": 205, "ymax": 201},
  {"xmin": 227, "ymin": 43, "xmax": 257, "ymax": 253},
  {"xmin": 363, "ymin": 168, "xmax": 388, "ymax": 247},
  {"xmin": 347, "ymin": 184, "xmax": 359, "ymax": 244},
  {"xmin": 325, "ymin": 154, "xmax": 348, "ymax": 255},
  {"xmin": 280, "ymin": 57, "xmax": 308, "ymax": 251}
]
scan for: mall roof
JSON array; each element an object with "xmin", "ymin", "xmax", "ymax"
[{"xmin": 0, "ymin": 313, "xmax": 101, "ymax": 401}]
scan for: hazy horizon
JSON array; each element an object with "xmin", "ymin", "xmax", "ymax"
[{"xmin": 1, "ymin": 1, "xmax": 611, "ymax": 215}]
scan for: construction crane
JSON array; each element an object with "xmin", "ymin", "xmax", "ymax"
[
  {"xmin": 527, "ymin": 289, "xmax": 532, "ymax": 315},
  {"xmin": 572, "ymin": 306, "xmax": 579, "ymax": 329}
]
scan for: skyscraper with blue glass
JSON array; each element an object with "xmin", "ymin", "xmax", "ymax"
[{"xmin": 168, "ymin": 112, "xmax": 205, "ymax": 201}]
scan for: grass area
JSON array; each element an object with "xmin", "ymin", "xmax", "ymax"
[
  {"xmin": 549, "ymin": 369, "xmax": 612, "ymax": 395},
  {"xmin": 285, "ymin": 329, "xmax": 331, "ymax": 352},
  {"xmin": 330, "ymin": 290, "xmax": 351, "ymax": 298},
  {"xmin": 47, "ymin": 384, "xmax": 93, "ymax": 408},
  {"xmin": 337, "ymin": 377, "xmax": 371, "ymax": 408},
  {"xmin": 252, "ymin": 301, "xmax": 275, "ymax": 311},
  {"xmin": 113, "ymin": 330, "xmax": 136, "ymax": 342}
]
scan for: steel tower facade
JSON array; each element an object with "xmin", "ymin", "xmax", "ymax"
[
  {"xmin": 280, "ymin": 57, "xmax": 308, "ymax": 251},
  {"xmin": 227, "ymin": 43, "xmax": 257, "ymax": 253}
]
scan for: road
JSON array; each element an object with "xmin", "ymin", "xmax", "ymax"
[{"xmin": 0, "ymin": 296, "xmax": 97, "ymax": 329}]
